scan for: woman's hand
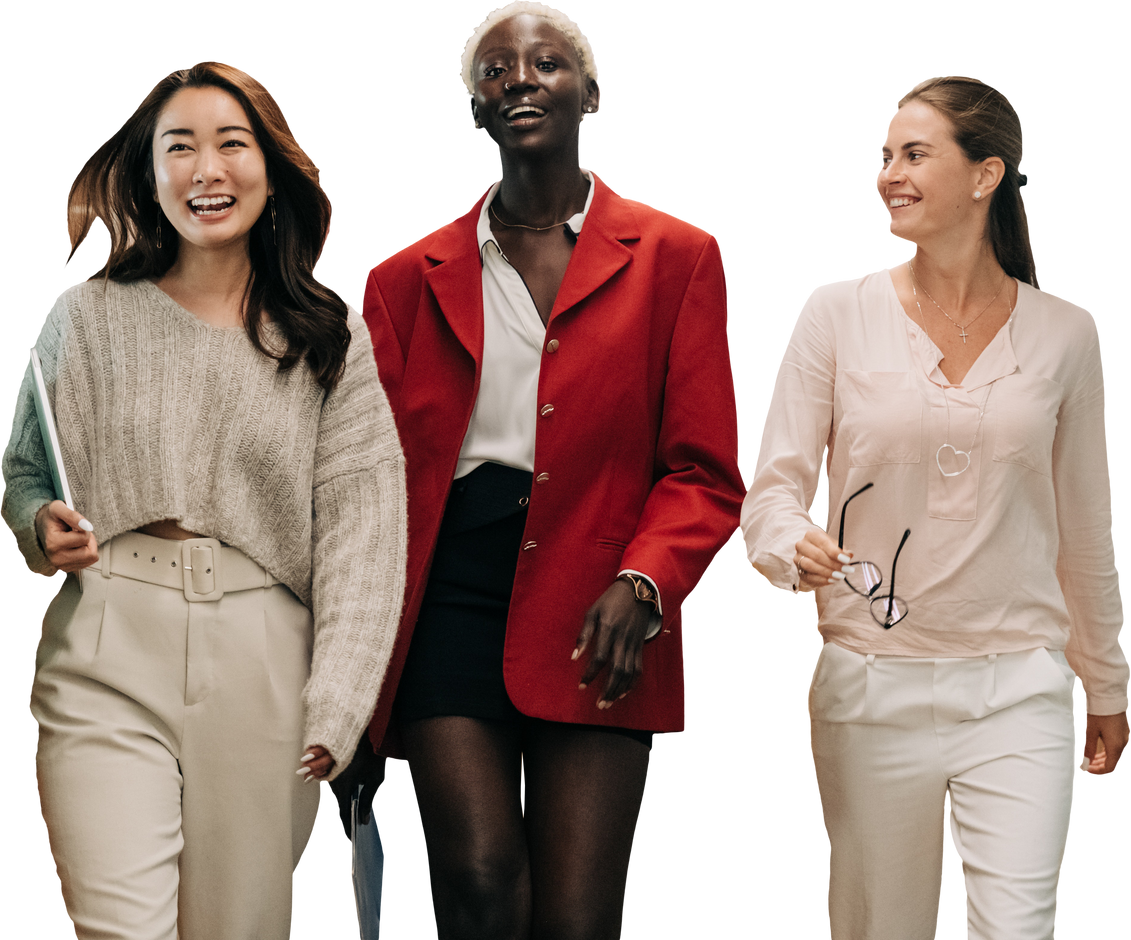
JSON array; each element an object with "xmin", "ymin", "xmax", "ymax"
[
  {"xmin": 1083, "ymin": 712, "xmax": 1129, "ymax": 774},
  {"xmin": 297, "ymin": 744, "xmax": 335, "ymax": 783},
  {"xmin": 795, "ymin": 528, "xmax": 855, "ymax": 592},
  {"xmin": 573, "ymin": 579, "xmax": 652, "ymax": 709},
  {"xmin": 35, "ymin": 500, "xmax": 97, "ymax": 572}
]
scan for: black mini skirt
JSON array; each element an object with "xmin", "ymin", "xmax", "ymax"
[{"xmin": 394, "ymin": 462, "xmax": 652, "ymax": 749}]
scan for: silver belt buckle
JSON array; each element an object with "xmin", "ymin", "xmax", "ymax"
[{"xmin": 181, "ymin": 538, "xmax": 224, "ymax": 602}]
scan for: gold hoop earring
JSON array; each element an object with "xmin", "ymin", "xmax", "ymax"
[
  {"xmin": 269, "ymin": 195, "xmax": 277, "ymax": 244},
  {"xmin": 156, "ymin": 215, "xmax": 162, "ymax": 250}
]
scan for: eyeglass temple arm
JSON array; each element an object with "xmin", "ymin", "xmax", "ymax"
[
  {"xmin": 838, "ymin": 482, "xmax": 875, "ymax": 549},
  {"xmin": 884, "ymin": 528, "xmax": 912, "ymax": 612}
]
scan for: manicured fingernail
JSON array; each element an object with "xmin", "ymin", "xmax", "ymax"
[
  {"xmin": 304, "ymin": 773, "xmax": 316, "ymax": 783},
  {"xmin": 571, "ymin": 649, "xmax": 580, "ymax": 661},
  {"xmin": 618, "ymin": 693, "xmax": 627, "ymax": 700},
  {"xmin": 837, "ymin": 553, "xmax": 851, "ymax": 564},
  {"xmin": 827, "ymin": 577, "xmax": 837, "ymax": 584},
  {"xmin": 830, "ymin": 570, "xmax": 846, "ymax": 580},
  {"xmin": 1081, "ymin": 758, "xmax": 1091, "ymax": 771},
  {"xmin": 578, "ymin": 683, "xmax": 587, "ymax": 690},
  {"xmin": 597, "ymin": 701, "xmax": 608, "ymax": 710},
  {"xmin": 841, "ymin": 565, "xmax": 856, "ymax": 574},
  {"xmin": 296, "ymin": 767, "xmax": 311, "ymax": 777},
  {"xmin": 300, "ymin": 753, "xmax": 315, "ymax": 763},
  {"xmin": 78, "ymin": 519, "xmax": 94, "ymax": 532}
]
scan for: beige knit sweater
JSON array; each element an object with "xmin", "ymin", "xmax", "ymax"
[{"xmin": 2, "ymin": 278, "xmax": 407, "ymax": 777}]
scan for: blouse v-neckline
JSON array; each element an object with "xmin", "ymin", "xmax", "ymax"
[{"xmin": 883, "ymin": 269, "xmax": 1020, "ymax": 391}]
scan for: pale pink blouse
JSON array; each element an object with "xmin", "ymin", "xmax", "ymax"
[{"xmin": 742, "ymin": 271, "xmax": 1128, "ymax": 714}]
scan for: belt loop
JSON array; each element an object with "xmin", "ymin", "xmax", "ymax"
[
  {"xmin": 988, "ymin": 653, "xmax": 997, "ymax": 663},
  {"xmin": 865, "ymin": 654, "xmax": 876, "ymax": 665},
  {"xmin": 101, "ymin": 536, "xmax": 112, "ymax": 578}
]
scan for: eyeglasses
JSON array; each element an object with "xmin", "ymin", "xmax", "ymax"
[{"xmin": 838, "ymin": 482, "xmax": 911, "ymax": 629}]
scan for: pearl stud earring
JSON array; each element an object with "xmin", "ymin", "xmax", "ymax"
[{"xmin": 974, "ymin": 191, "xmax": 982, "ymax": 199}]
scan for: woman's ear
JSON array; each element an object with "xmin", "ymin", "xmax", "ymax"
[
  {"xmin": 583, "ymin": 79, "xmax": 600, "ymax": 116},
  {"xmin": 974, "ymin": 156, "xmax": 1005, "ymax": 201}
]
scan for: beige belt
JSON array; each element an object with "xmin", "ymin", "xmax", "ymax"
[{"xmin": 90, "ymin": 531, "xmax": 277, "ymax": 602}]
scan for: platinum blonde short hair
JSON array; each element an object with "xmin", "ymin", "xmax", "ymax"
[{"xmin": 461, "ymin": 2, "xmax": 598, "ymax": 95}]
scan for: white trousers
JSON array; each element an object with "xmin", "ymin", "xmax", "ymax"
[
  {"xmin": 810, "ymin": 642, "xmax": 1075, "ymax": 940},
  {"xmin": 32, "ymin": 554, "xmax": 320, "ymax": 940}
]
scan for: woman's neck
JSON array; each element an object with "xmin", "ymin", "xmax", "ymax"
[
  {"xmin": 155, "ymin": 241, "xmax": 253, "ymax": 329},
  {"xmin": 495, "ymin": 150, "xmax": 589, "ymax": 228},
  {"xmin": 909, "ymin": 238, "xmax": 1006, "ymax": 310}
]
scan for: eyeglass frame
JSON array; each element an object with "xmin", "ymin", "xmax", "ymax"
[{"xmin": 837, "ymin": 482, "xmax": 911, "ymax": 629}]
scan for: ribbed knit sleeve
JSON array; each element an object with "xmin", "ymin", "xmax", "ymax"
[
  {"xmin": 301, "ymin": 313, "xmax": 407, "ymax": 777},
  {"xmin": 2, "ymin": 296, "xmax": 68, "ymax": 575}
]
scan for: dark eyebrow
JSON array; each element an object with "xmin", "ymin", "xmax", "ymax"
[
  {"xmin": 901, "ymin": 140, "xmax": 934, "ymax": 151},
  {"xmin": 159, "ymin": 125, "xmax": 254, "ymax": 138}
]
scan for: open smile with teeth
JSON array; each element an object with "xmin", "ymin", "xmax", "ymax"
[
  {"xmin": 889, "ymin": 196, "xmax": 918, "ymax": 208},
  {"xmin": 503, "ymin": 104, "xmax": 546, "ymax": 120},
  {"xmin": 190, "ymin": 195, "xmax": 236, "ymax": 216}
]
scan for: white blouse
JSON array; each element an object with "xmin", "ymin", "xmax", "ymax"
[{"xmin": 741, "ymin": 271, "xmax": 1127, "ymax": 714}]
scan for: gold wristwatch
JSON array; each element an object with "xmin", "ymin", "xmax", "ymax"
[{"xmin": 617, "ymin": 573, "xmax": 659, "ymax": 613}]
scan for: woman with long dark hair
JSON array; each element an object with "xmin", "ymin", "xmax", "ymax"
[
  {"xmin": 743, "ymin": 76, "xmax": 1128, "ymax": 938},
  {"xmin": 352, "ymin": 4, "xmax": 743, "ymax": 937},
  {"xmin": 2, "ymin": 62, "xmax": 406, "ymax": 939}
]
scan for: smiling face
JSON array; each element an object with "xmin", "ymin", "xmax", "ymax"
[
  {"xmin": 471, "ymin": 13, "xmax": 599, "ymax": 155},
  {"xmin": 878, "ymin": 100, "xmax": 985, "ymax": 246},
  {"xmin": 152, "ymin": 86, "xmax": 271, "ymax": 258}
]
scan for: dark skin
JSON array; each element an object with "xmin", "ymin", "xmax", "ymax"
[
  {"xmin": 400, "ymin": 16, "xmax": 656, "ymax": 940},
  {"xmin": 472, "ymin": 13, "xmax": 651, "ymax": 707}
]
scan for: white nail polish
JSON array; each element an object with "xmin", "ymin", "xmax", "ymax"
[
  {"xmin": 837, "ymin": 553, "xmax": 851, "ymax": 564},
  {"xmin": 300, "ymin": 753, "xmax": 315, "ymax": 763},
  {"xmin": 830, "ymin": 570, "xmax": 846, "ymax": 580},
  {"xmin": 1080, "ymin": 758, "xmax": 1090, "ymax": 771},
  {"xmin": 304, "ymin": 773, "xmax": 316, "ymax": 783},
  {"xmin": 78, "ymin": 519, "xmax": 94, "ymax": 532},
  {"xmin": 296, "ymin": 767, "xmax": 311, "ymax": 777},
  {"xmin": 841, "ymin": 565, "xmax": 856, "ymax": 574}
]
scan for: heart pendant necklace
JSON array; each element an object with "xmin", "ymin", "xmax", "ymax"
[{"xmin": 937, "ymin": 383, "xmax": 993, "ymax": 477}]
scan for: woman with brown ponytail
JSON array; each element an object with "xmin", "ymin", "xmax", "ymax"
[{"xmin": 743, "ymin": 77, "xmax": 1127, "ymax": 939}]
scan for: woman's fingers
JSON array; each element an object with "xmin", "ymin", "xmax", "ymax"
[
  {"xmin": 36, "ymin": 501, "xmax": 98, "ymax": 572},
  {"xmin": 298, "ymin": 744, "xmax": 335, "ymax": 781},
  {"xmin": 602, "ymin": 632, "xmax": 645, "ymax": 707},
  {"xmin": 796, "ymin": 529, "xmax": 855, "ymax": 589},
  {"xmin": 576, "ymin": 581, "xmax": 648, "ymax": 708}
]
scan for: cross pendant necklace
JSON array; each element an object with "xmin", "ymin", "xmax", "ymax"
[{"xmin": 908, "ymin": 262, "xmax": 1006, "ymax": 344}]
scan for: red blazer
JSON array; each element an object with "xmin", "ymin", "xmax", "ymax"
[{"xmin": 363, "ymin": 175, "xmax": 742, "ymax": 750}]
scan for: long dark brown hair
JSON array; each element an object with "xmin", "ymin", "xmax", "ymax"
[
  {"xmin": 900, "ymin": 77, "xmax": 1038, "ymax": 289},
  {"xmin": 68, "ymin": 62, "xmax": 350, "ymax": 390}
]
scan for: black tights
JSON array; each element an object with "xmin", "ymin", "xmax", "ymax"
[{"xmin": 402, "ymin": 716, "xmax": 650, "ymax": 940}]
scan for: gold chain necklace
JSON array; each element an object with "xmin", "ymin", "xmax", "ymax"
[
  {"xmin": 908, "ymin": 262, "xmax": 1007, "ymax": 344},
  {"xmin": 489, "ymin": 203, "xmax": 574, "ymax": 232}
]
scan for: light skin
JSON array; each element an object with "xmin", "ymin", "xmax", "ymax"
[
  {"xmin": 472, "ymin": 14, "xmax": 647, "ymax": 708},
  {"xmin": 794, "ymin": 99, "xmax": 1127, "ymax": 774},
  {"xmin": 35, "ymin": 86, "xmax": 333, "ymax": 780}
]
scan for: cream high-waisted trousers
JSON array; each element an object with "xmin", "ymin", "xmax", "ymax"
[
  {"xmin": 810, "ymin": 642, "xmax": 1075, "ymax": 940},
  {"xmin": 31, "ymin": 533, "xmax": 320, "ymax": 940}
]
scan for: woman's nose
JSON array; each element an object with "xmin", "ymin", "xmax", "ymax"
[
  {"xmin": 192, "ymin": 149, "xmax": 223, "ymax": 184},
  {"xmin": 506, "ymin": 59, "xmax": 537, "ymax": 91}
]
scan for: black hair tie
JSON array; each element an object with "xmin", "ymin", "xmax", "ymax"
[{"xmin": 1018, "ymin": 174, "xmax": 1028, "ymax": 187}]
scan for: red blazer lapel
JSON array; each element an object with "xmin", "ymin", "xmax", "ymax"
[
  {"xmin": 422, "ymin": 194, "xmax": 489, "ymax": 366},
  {"xmin": 550, "ymin": 176, "xmax": 640, "ymax": 323}
]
